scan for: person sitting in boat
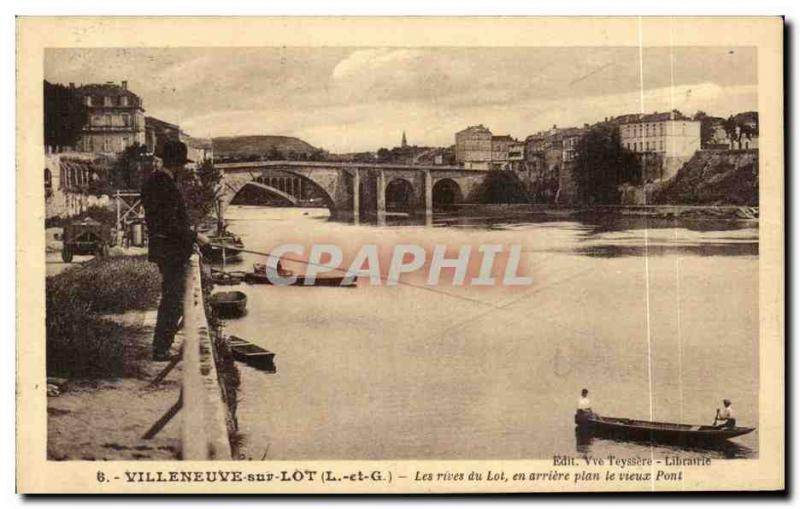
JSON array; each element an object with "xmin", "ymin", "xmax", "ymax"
[
  {"xmin": 575, "ymin": 388, "xmax": 595, "ymax": 423},
  {"xmin": 714, "ymin": 399, "xmax": 736, "ymax": 428}
]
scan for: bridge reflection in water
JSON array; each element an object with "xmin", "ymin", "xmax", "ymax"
[{"xmin": 216, "ymin": 160, "xmax": 492, "ymax": 225}]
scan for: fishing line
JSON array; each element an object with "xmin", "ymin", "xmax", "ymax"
[{"xmin": 206, "ymin": 243, "xmax": 507, "ymax": 310}]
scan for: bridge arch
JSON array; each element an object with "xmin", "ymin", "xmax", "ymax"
[
  {"xmin": 432, "ymin": 178, "xmax": 463, "ymax": 210},
  {"xmin": 230, "ymin": 181, "xmax": 298, "ymax": 207},
  {"xmin": 385, "ymin": 177, "xmax": 415, "ymax": 213},
  {"xmin": 222, "ymin": 169, "xmax": 336, "ymax": 211}
]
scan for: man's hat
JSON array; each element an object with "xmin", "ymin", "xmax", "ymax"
[
  {"xmin": 160, "ymin": 140, "xmax": 192, "ymax": 166},
  {"xmin": 723, "ymin": 399, "xmax": 731, "ymax": 405}
]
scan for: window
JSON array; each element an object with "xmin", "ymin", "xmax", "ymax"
[
  {"xmin": 121, "ymin": 114, "xmax": 130, "ymax": 127},
  {"xmin": 103, "ymin": 138, "xmax": 112, "ymax": 152},
  {"xmin": 121, "ymin": 96, "xmax": 129, "ymax": 106},
  {"xmin": 85, "ymin": 96, "xmax": 92, "ymax": 106},
  {"xmin": 660, "ymin": 140, "xmax": 664, "ymax": 151}
]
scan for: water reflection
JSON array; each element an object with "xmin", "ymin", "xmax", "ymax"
[
  {"xmin": 574, "ymin": 242, "xmax": 759, "ymax": 258},
  {"xmin": 223, "ymin": 205, "xmax": 759, "ymax": 461},
  {"xmin": 334, "ymin": 208, "xmax": 759, "ymax": 259}
]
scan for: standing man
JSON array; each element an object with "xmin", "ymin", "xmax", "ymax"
[{"xmin": 142, "ymin": 141, "xmax": 208, "ymax": 361}]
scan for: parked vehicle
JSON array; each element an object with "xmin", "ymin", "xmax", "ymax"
[{"xmin": 61, "ymin": 217, "xmax": 113, "ymax": 263}]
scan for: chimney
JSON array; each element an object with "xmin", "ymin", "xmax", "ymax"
[
  {"xmin": 69, "ymin": 82, "xmax": 75, "ymax": 89},
  {"xmin": 121, "ymin": 80, "xmax": 128, "ymax": 90}
]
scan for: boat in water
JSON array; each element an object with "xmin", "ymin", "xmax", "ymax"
[
  {"xmin": 202, "ymin": 233, "xmax": 245, "ymax": 262},
  {"xmin": 575, "ymin": 413, "xmax": 755, "ymax": 444},
  {"xmin": 209, "ymin": 290, "xmax": 248, "ymax": 318},
  {"xmin": 243, "ymin": 263, "xmax": 356, "ymax": 287},
  {"xmin": 228, "ymin": 335, "xmax": 276, "ymax": 372}
]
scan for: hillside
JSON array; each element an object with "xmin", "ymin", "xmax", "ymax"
[
  {"xmin": 654, "ymin": 149, "xmax": 759, "ymax": 206},
  {"xmin": 212, "ymin": 135, "xmax": 318, "ymax": 159}
]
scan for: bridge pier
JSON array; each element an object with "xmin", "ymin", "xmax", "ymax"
[
  {"xmin": 376, "ymin": 169, "xmax": 386, "ymax": 226},
  {"xmin": 423, "ymin": 170, "xmax": 433, "ymax": 226},
  {"xmin": 352, "ymin": 170, "xmax": 360, "ymax": 225}
]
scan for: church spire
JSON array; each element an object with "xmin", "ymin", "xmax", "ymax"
[{"xmin": 401, "ymin": 131, "xmax": 408, "ymax": 148}]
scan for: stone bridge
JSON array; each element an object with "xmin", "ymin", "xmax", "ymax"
[{"xmin": 215, "ymin": 160, "xmax": 491, "ymax": 222}]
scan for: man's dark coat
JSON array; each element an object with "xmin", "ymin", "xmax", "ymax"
[{"xmin": 141, "ymin": 170, "xmax": 196, "ymax": 264}]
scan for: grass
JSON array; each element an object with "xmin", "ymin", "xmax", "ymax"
[{"xmin": 46, "ymin": 255, "xmax": 161, "ymax": 377}]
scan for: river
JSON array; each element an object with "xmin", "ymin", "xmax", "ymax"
[{"xmin": 211, "ymin": 205, "xmax": 759, "ymax": 461}]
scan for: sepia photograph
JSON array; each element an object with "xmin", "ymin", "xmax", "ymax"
[{"xmin": 16, "ymin": 16, "xmax": 784, "ymax": 494}]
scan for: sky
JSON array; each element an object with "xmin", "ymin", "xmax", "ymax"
[{"xmin": 45, "ymin": 46, "xmax": 757, "ymax": 153}]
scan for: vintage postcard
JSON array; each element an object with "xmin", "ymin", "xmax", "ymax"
[{"xmin": 16, "ymin": 16, "xmax": 784, "ymax": 493}]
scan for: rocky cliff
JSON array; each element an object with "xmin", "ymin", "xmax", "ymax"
[{"xmin": 654, "ymin": 149, "xmax": 759, "ymax": 206}]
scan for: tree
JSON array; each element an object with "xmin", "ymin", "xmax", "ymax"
[
  {"xmin": 44, "ymin": 81, "xmax": 88, "ymax": 150},
  {"xmin": 693, "ymin": 111, "xmax": 716, "ymax": 149},
  {"xmin": 175, "ymin": 160, "xmax": 224, "ymax": 228},
  {"xmin": 574, "ymin": 124, "xmax": 641, "ymax": 205},
  {"xmin": 723, "ymin": 115, "xmax": 739, "ymax": 145},
  {"xmin": 109, "ymin": 143, "xmax": 149, "ymax": 191}
]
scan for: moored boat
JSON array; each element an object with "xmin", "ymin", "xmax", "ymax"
[
  {"xmin": 228, "ymin": 335, "xmax": 276, "ymax": 372},
  {"xmin": 575, "ymin": 413, "xmax": 755, "ymax": 443},
  {"xmin": 209, "ymin": 290, "xmax": 248, "ymax": 318},
  {"xmin": 243, "ymin": 263, "xmax": 356, "ymax": 287},
  {"xmin": 203, "ymin": 234, "xmax": 245, "ymax": 262}
]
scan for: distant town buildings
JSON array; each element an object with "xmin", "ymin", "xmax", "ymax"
[
  {"xmin": 522, "ymin": 125, "xmax": 587, "ymax": 204},
  {"xmin": 455, "ymin": 125, "xmax": 492, "ymax": 169},
  {"xmin": 71, "ymin": 81, "xmax": 145, "ymax": 154},
  {"xmin": 145, "ymin": 116, "xmax": 180, "ymax": 155},
  {"xmin": 455, "ymin": 125, "xmax": 520, "ymax": 170},
  {"xmin": 145, "ymin": 116, "xmax": 213, "ymax": 167},
  {"xmin": 618, "ymin": 111, "xmax": 701, "ymax": 180}
]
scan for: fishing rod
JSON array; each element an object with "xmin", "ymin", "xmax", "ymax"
[{"xmin": 205, "ymin": 242, "xmax": 505, "ymax": 309}]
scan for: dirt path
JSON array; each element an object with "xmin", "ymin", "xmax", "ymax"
[{"xmin": 47, "ymin": 310, "xmax": 184, "ymax": 461}]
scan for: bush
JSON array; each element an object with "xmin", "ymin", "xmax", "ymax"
[
  {"xmin": 46, "ymin": 255, "xmax": 161, "ymax": 377},
  {"xmin": 45, "ymin": 204, "xmax": 117, "ymax": 230}
]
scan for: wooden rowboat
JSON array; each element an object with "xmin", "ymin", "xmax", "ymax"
[
  {"xmin": 210, "ymin": 269, "xmax": 246, "ymax": 286},
  {"xmin": 243, "ymin": 271, "xmax": 355, "ymax": 287},
  {"xmin": 575, "ymin": 413, "xmax": 755, "ymax": 443},
  {"xmin": 209, "ymin": 291, "xmax": 247, "ymax": 318},
  {"xmin": 228, "ymin": 335, "xmax": 276, "ymax": 373},
  {"xmin": 202, "ymin": 235, "xmax": 245, "ymax": 262},
  {"xmin": 243, "ymin": 263, "xmax": 356, "ymax": 287}
]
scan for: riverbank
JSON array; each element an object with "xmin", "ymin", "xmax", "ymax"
[
  {"xmin": 46, "ymin": 252, "xmax": 241, "ymax": 460},
  {"xmin": 45, "ymin": 255, "xmax": 181, "ymax": 460},
  {"xmin": 47, "ymin": 310, "xmax": 183, "ymax": 461}
]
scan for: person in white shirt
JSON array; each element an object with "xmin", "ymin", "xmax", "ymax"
[
  {"xmin": 715, "ymin": 399, "xmax": 736, "ymax": 428},
  {"xmin": 576, "ymin": 388, "xmax": 594, "ymax": 423}
]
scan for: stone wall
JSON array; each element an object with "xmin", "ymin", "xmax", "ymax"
[{"xmin": 45, "ymin": 152, "xmax": 111, "ymax": 219}]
